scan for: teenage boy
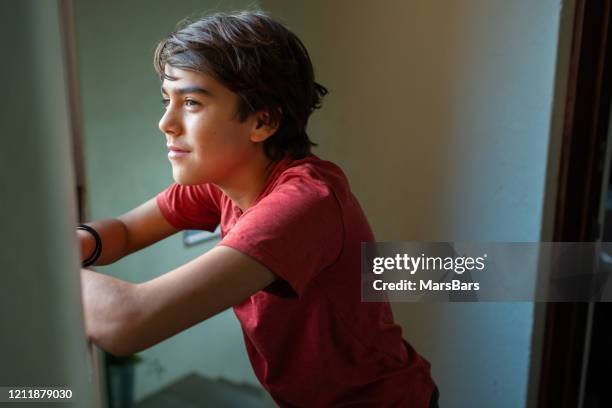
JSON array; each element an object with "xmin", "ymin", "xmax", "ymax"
[{"xmin": 78, "ymin": 10, "xmax": 438, "ymax": 407}]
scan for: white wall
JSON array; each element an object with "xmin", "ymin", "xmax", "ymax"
[
  {"xmin": 0, "ymin": 0, "xmax": 101, "ymax": 406},
  {"xmin": 262, "ymin": 1, "xmax": 568, "ymax": 407}
]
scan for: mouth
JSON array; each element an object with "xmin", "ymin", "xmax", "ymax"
[
  {"xmin": 167, "ymin": 145, "xmax": 191, "ymax": 160},
  {"xmin": 168, "ymin": 149, "xmax": 190, "ymax": 159}
]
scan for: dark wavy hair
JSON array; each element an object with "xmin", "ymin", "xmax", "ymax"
[{"xmin": 153, "ymin": 10, "xmax": 328, "ymax": 162}]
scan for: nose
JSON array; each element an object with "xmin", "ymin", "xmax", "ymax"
[{"xmin": 158, "ymin": 104, "xmax": 182, "ymax": 136}]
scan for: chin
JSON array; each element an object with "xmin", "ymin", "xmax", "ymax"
[
  {"xmin": 172, "ymin": 169, "xmax": 208, "ymax": 186},
  {"xmin": 171, "ymin": 170, "xmax": 191, "ymax": 185}
]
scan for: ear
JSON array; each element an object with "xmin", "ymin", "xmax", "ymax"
[{"xmin": 250, "ymin": 108, "xmax": 281, "ymax": 143}]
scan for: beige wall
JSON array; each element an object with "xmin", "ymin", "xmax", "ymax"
[{"xmin": 262, "ymin": 1, "xmax": 569, "ymax": 407}]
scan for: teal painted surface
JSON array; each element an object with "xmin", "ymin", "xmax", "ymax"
[{"xmin": 73, "ymin": 0, "xmax": 264, "ymax": 403}]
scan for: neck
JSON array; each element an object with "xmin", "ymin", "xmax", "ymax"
[{"xmin": 216, "ymin": 151, "xmax": 278, "ymax": 212}]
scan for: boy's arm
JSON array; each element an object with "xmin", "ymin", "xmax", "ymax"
[
  {"xmin": 81, "ymin": 268, "xmax": 140, "ymax": 352},
  {"xmin": 81, "ymin": 245, "xmax": 275, "ymax": 356},
  {"xmin": 78, "ymin": 197, "xmax": 180, "ymax": 265}
]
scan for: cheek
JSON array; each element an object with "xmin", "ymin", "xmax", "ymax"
[
  {"xmin": 191, "ymin": 117, "xmax": 252, "ymax": 155},
  {"xmin": 174, "ymin": 119, "xmax": 254, "ymax": 183}
]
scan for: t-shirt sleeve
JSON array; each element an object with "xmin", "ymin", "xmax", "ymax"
[
  {"xmin": 217, "ymin": 175, "xmax": 344, "ymax": 297},
  {"xmin": 155, "ymin": 182, "xmax": 221, "ymax": 231}
]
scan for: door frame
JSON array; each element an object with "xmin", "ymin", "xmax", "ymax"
[{"xmin": 537, "ymin": 1, "xmax": 612, "ymax": 407}]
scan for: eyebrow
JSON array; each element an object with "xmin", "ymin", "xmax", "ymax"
[{"xmin": 161, "ymin": 85, "xmax": 214, "ymax": 97}]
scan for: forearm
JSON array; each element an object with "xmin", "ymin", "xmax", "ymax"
[
  {"xmin": 80, "ymin": 268, "xmax": 140, "ymax": 356},
  {"xmin": 78, "ymin": 218, "xmax": 129, "ymax": 266}
]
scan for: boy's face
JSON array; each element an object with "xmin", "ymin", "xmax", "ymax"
[{"xmin": 159, "ymin": 65, "xmax": 261, "ymax": 185}]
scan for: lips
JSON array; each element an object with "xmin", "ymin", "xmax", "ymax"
[
  {"xmin": 167, "ymin": 145, "xmax": 191, "ymax": 153},
  {"xmin": 167, "ymin": 144, "xmax": 191, "ymax": 160}
]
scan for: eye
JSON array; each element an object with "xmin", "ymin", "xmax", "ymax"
[
  {"xmin": 161, "ymin": 98, "xmax": 170, "ymax": 109},
  {"xmin": 185, "ymin": 99, "xmax": 200, "ymax": 107}
]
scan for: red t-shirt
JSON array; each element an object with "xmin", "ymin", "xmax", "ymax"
[{"xmin": 156, "ymin": 154, "xmax": 435, "ymax": 407}]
